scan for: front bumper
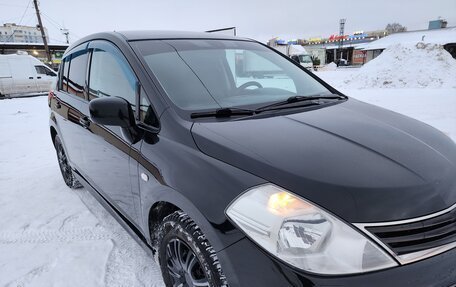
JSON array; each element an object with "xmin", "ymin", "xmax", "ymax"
[{"xmin": 218, "ymin": 237, "xmax": 456, "ymax": 287}]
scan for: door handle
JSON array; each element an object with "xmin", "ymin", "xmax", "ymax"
[
  {"xmin": 79, "ymin": 116, "xmax": 91, "ymax": 128},
  {"xmin": 37, "ymin": 76, "xmax": 41, "ymax": 79},
  {"xmin": 28, "ymin": 76, "xmax": 33, "ymax": 79}
]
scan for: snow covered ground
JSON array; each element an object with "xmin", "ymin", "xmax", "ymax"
[
  {"xmin": 0, "ymin": 64, "xmax": 455, "ymax": 285},
  {"xmin": 0, "ymin": 97, "xmax": 164, "ymax": 286}
]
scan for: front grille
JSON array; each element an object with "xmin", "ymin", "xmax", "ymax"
[{"xmin": 365, "ymin": 207, "xmax": 456, "ymax": 255}]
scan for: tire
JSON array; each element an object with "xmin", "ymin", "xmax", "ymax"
[
  {"xmin": 158, "ymin": 211, "xmax": 228, "ymax": 287},
  {"xmin": 54, "ymin": 134, "xmax": 82, "ymax": 189}
]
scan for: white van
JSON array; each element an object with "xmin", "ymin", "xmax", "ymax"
[
  {"xmin": 0, "ymin": 54, "xmax": 57, "ymax": 97},
  {"xmin": 274, "ymin": 45, "xmax": 314, "ymax": 70}
]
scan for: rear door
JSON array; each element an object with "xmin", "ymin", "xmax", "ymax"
[
  {"xmin": 52, "ymin": 44, "xmax": 89, "ymax": 172},
  {"xmin": 79, "ymin": 40, "xmax": 139, "ymax": 224},
  {"xmin": 0, "ymin": 59, "xmax": 13, "ymax": 95},
  {"xmin": 9, "ymin": 56, "xmax": 38, "ymax": 94}
]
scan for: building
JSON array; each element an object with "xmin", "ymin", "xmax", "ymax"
[
  {"xmin": 0, "ymin": 43, "xmax": 68, "ymax": 68},
  {"xmin": 0, "ymin": 23, "xmax": 66, "ymax": 67},
  {"xmin": 0, "ymin": 23, "xmax": 49, "ymax": 44},
  {"xmin": 429, "ymin": 19, "xmax": 448, "ymax": 30},
  {"xmin": 358, "ymin": 26, "xmax": 456, "ymax": 64},
  {"xmin": 268, "ymin": 30, "xmax": 388, "ymax": 66}
]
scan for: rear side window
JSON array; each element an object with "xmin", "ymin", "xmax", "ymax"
[
  {"xmin": 67, "ymin": 50, "xmax": 88, "ymax": 98},
  {"xmin": 61, "ymin": 57, "xmax": 70, "ymax": 91},
  {"xmin": 88, "ymin": 47, "xmax": 136, "ymax": 108}
]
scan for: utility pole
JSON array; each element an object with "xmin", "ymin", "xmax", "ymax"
[
  {"xmin": 339, "ymin": 18, "xmax": 346, "ymax": 60},
  {"xmin": 61, "ymin": 28, "xmax": 69, "ymax": 44},
  {"xmin": 33, "ymin": 0, "xmax": 52, "ymax": 64}
]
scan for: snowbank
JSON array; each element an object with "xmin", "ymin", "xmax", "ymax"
[
  {"xmin": 319, "ymin": 62, "xmax": 337, "ymax": 71},
  {"xmin": 344, "ymin": 43, "xmax": 456, "ymax": 89}
]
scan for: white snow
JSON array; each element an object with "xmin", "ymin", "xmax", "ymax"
[
  {"xmin": 318, "ymin": 62, "xmax": 337, "ymax": 71},
  {"xmin": 0, "ymin": 98, "xmax": 164, "ymax": 287},
  {"xmin": 360, "ymin": 27, "xmax": 456, "ymax": 51},
  {"xmin": 343, "ymin": 43, "xmax": 456, "ymax": 89}
]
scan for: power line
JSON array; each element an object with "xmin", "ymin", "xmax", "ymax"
[
  {"xmin": 41, "ymin": 12, "xmax": 76, "ymax": 43},
  {"xmin": 4, "ymin": 0, "xmax": 32, "ymax": 42},
  {"xmin": 41, "ymin": 12, "xmax": 62, "ymax": 29},
  {"xmin": 0, "ymin": 3, "xmax": 29, "ymax": 8},
  {"xmin": 41, "ymin": 13, "xmax": 62, "ymax": 30},
  {"xmin": 40, "ymin": 12, "xmax": 82, "ymax": 39}
]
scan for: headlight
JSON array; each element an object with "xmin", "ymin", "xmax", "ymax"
[{"xmin": 226, "ymin": 184, "xmax": 397, "ymax": 275}]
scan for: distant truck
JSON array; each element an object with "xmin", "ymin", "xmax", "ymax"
[
  {"xmin": 0, "ymin": 54, "xmax": 57, "ymax": 98},
  {"xmin": 273, "ymin": 44, "xmax": 314, "ymax": 70}
]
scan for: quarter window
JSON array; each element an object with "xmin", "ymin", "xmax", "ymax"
[
  {"xmin": 139, "ymin": 89, "xmax": 158, "ymax": 128},
  {"xmin": 88, "ymin": 47, "xmax": 136, "ymax": 109}
]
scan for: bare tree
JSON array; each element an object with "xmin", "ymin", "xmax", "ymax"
[{"xmin": 385, "ymin": 23, "xmax": 407, "ymax": 34}]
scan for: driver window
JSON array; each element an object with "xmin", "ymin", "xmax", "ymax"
[
  {"xmin": 225, "ymin": 50, "xmax": 297, "ymax": 93},
  {"xmin": 35, "ymin": 65, "xmax": 48, "ymax": 75},
  {"xmin": 88, "ymin": 46, "xmax": 137, "ymax": 112}
]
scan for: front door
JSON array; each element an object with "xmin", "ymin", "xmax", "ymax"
[
  {"xmin": 79, "ymin": 40, "xmax": 139, "ymax": 224},
  {"xmin": 35, "ymin": 64, "xmax": 57, "ymax": 92}
]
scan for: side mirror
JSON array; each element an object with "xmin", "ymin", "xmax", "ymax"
[{"xmin": 89, "ymin": 97, "xmax": 135, "ymax": 128}]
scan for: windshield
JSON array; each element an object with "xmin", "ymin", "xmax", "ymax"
[
  {"xmin": 299, "ymin": 55, "xmax": 313, "ymax": 64},
  {"xmin": 134, "ymin": 40, "xmax": 330, "ymax": 112}
]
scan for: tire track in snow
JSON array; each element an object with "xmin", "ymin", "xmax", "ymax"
[
  {"xmin": 75, "ymin": 189, "xmax": 164, "ymax": 287},
  {"xmin": 0, "ymin": 227, "xmax": 113, "ymax": 244},
  {"xmin": 4, "ymin": 263, "xmax": 54, "ymax": 287}
]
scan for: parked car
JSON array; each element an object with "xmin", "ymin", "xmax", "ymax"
[
  {"xmin": 0, "ymin": 54, "xmax": 57, "ymax": 97},
  {"xmin": 49, "ymin": 31, "xmax": 456, "ymax": 287},
  {"xmin": 335, "ymin": 58, "xmax": 349, "ymax": 67}
]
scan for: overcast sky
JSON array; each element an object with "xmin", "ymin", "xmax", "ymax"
[{"xmin": 1, "ymin": 0, "xmax": 456, "ymax": 44}]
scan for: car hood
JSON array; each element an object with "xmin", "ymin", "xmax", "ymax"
[{"xmin": 191, "ymin": 99, "xmax": 456, "ymax": 223}]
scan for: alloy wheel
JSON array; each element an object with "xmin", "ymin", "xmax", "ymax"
[
  {"xmin": 165, "ymin": 238, "xmax": 209, "ymax": 287},
  {"xmin": 56, "ymin": 142, "xmax": 73, "ymax": 186}
]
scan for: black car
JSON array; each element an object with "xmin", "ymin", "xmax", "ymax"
[{"xmin": 49, "ymin": 31, "xmax": 456, "ymax": 287}]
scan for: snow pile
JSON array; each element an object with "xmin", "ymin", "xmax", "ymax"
[
  {"xmin": 344, "ymin": 43, "xmax": 456, "ymax": 89},
  {"xmin": 319, "ymin": 62, "xmax": 337, "ymax": 71}
]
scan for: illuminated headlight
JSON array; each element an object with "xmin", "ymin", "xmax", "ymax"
[{"xmin": 226, "ymin": 184, "xmax": 397, "ymax": 275}]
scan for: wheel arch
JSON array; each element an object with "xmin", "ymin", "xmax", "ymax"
[
  {"xmin": 50, "ymin": 126, "xmax": 58, "ymax": 146},
  {"xmin": 142, "ymin": 186, "xmax": 240, "ymax": 253}
]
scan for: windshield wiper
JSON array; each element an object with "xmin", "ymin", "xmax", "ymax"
[
  {"xmin": 190, "ymin": 94, "xmax": 345, "ymax": 119},
  {"xmin": 191, "ymin": 107, "xmax": 255, "ymax": 119},
  {"xmin": 255, "ymin": 94, "xmax": 345, "ymax": 112}
]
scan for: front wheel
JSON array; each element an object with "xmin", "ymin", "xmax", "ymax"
[
  {"xmin": 158, "ymin": 211, "xmax": 228, "ymax": 287},
  {"xmin": 54, "ymin": 134, "xmax": 82, "ymax": 189}
]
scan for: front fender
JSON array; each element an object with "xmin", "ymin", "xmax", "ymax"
[{"xmin": 139, "ymin": 183, "xmax": 244, "ymax": 252}]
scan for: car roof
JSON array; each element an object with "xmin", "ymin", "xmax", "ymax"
[
  {"xmin": 118, "ymin": 30, "xmax": 251, "ymax": 41},
  {"xmin": 65, "ymin": 30, "xmax": 255, "ymax": 56}
]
